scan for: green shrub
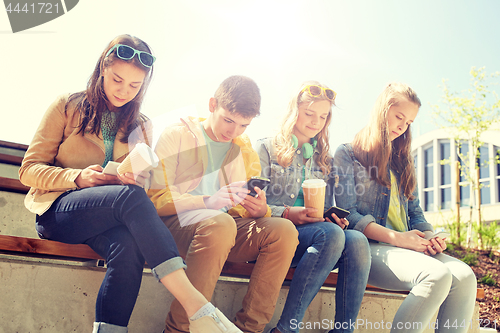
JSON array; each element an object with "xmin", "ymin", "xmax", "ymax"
[
  {"xmin": 478, "ymin": 274, "xmax": 497, "ymax": 286},
  {"xmin": 443, "ymin": 219, "xmax": 467, "ymax": 247},
  {"xmin": 447, "ymin": 243, "xmax": 456, "ymax": 252},
  {"xmin": 489, "ymin": 252, "xmax": 499, "ymax": 264},
  {"xmin": 461, "ymin": 253, "xmax": 478, "ymax": 266},
  {"xmin": 475, "ymin": 221, "xmax": 500, "ymax": 251}
]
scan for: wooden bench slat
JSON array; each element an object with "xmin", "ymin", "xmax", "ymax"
[
  {"xmin": 0, "ymin": 234, "xmax": 102, "ymax": 260},
  {"xmin": 0, "ymin": 177, "xmax": 30, "ymax": 194},
  {"xmin": 0, "ymin": 153, "xmax": 23, "ymax": 165},
  {"xmin": 0, "ymin": 234, "xmax": 483, "ymax": 299},
  {"xmin": 0, "ymin": 140, "xmax": 29, "ymax": 151}
]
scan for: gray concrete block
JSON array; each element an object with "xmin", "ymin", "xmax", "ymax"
[{"xmin": 0, "ymin": 256, "xmax": 479, "ymax": 333}]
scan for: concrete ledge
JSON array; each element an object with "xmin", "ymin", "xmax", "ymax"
[
  {"xmin": 0, "ymin": 191, "xmax": 37, "ymax": 238},
  {"xmin": 0, "ymin": 256, "xmax": 479, "ymax": 333}
]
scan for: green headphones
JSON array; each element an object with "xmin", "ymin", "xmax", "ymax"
[{"xmin": 291, "ymin": 135, "xmax": 317, "ymax": 159}]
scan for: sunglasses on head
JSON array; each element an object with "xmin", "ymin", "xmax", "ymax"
[
  {"xmin": 301, "ymin": 85, "xmax": 336, "ymax": 102},
  {"xmin": 105, "ymin": 44, "xmax": 156, "ymax": 68}
]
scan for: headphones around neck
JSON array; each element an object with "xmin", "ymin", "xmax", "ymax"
[{"xmin": 291, "ymin": 134, "xmax": 317, "ymax": 159}]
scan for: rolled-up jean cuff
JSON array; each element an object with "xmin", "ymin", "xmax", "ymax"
[
  {"xmin": 151, "ymin": 256, "xmax": 187, "ymax": 281},
  {"xmin": 93, "ymin": 322, "xmax": 128, "ymax": 333}
]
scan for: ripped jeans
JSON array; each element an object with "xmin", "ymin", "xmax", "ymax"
[{"xmin": 276, "ymin": 222, "xmax": 371, "ymax": 333}]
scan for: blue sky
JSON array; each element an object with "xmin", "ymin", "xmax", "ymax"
[{"xmin": 1, "ymin": 0, "xmax": 499, "ymax": 148}]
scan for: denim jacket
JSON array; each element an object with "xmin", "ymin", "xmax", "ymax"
[
  {"xmin": 256, "ymin": 137, "xmax": 334, "ymax": 217},
  {"xmin": 332, "ymin": 143, "xmax": 433, "ymax": 234}
]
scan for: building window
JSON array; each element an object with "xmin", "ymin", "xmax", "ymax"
[
  {"xmin": 481, "ymin": 181, "xmax": 491, "ymax": 205},
  {"xmin": 458, "ymin": 141, "xmax": 471, "ymax": 207},
  {"xmin": 425, "ymin": 191, "xmax": 434, "ymax": 212},
  {"xmin": 478, "ymin": 145, "xmax": 490, "ymax": 179},
  {"xmin": 424, "ymin": 146, "xmax": 433, "ymax": 188},
  {"xmin": 496, "ymin": 146, "xmax": 500, "ymax": 203},
  {"xmin": 440, "ymin": 141, "xmax": 451, "ymax": 184},
  {"xmin": 423, "ymin": 146, "xmax": 434, "ymax": 211},
  {"xmin": 439, "ymin": 140, "xmax": 451, "ymax": 209},
  {"xmin": 458, "ymin": 141, "xmax": 469, "ymax": 182},
  {"xmin": 460, "ymin": 185, "xmax": 471, "ymax": 207},
  {"xmin": 478, "ymin": 145, "xmax": 490, "ymax": 205},
  {"xmin": 441, "ymin": 188, "xmax": 451, "ymax": 209}
]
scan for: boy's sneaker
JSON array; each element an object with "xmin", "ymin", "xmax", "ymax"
[{"xmin": 189, "ymin": 308, "xmax": 242, "ymax": 333}]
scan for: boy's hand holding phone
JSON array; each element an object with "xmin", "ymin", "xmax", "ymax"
[
  {"xmin": 246, "ymin": 177, "xmax": 270, "ymax": 197},
  {"xmin": 204, "ymin": 181, "xmax": 248, "ymax": 210},
  {"xmin": 240, "ymin": 186, "xmax": 268, "ymax": 218}
]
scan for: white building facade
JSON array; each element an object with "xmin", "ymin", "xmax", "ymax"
[{"xmin": 411, "ymin": 128, "xmax": 500, "ymax": 227}]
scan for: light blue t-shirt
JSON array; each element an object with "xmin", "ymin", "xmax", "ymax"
[{"xmin": 189, "ymin": 124, "xmax": 231, "ymax": 206}]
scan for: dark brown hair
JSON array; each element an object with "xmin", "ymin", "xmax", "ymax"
[
  {"xmin": 67, "ymin": 34, "xmax": 154, "ymax": 143},
  {"xmin": 213, "ymin": 75, "xmax": 261, "ymax": 118}
]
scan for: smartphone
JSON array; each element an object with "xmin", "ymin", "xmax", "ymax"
[
  {"xmin": 247, "ymin": 177, "xmax": 270, "ymax": 197},
  {"xmin": 323, "ymin": 206, "xmax": 350, "ymax": 220},
  {"xmin": 426, "ymin": 231, "xmax": 451, "ymax": 240},
  {"xmin": 102, "ymin": 161, "xmax": 120, "ymax": 175}
]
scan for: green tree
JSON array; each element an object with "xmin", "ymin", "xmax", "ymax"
[{"xmin": 431, "ymin": 66, "xmax": 500, "ymax": 248}]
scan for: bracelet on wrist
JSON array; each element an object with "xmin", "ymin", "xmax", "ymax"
[{"xmin": 282, "ymin": 206, "xmax": 291, "ymax": 219}]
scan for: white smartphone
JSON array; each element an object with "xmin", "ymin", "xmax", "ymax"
[
  {"xmin": 425, "ymin": 231, "xmax": 451, "ymax": 240},
  {"xmin": 102, "ymin": 161, "xmax": 120, "ymax": 175}
]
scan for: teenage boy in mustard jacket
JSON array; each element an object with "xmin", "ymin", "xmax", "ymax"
[{"xmin": 149, "ymin": 75, "xmax": 299, "ymax": 333}]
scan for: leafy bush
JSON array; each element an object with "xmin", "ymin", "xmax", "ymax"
[
  {"xmin": 447, "ymin": 243, "xmax": 456, "ymax": 252},
  {"xmin": 443, "ymin": 219, "xmax": 467, "ymax": 247},
  {"xmin": 475, "ymin": 221, "xmax": 500, "ymax": 251},
  {"xmin": 461, "ymin": 253, "xmax": 478, "ymax": 266},
  {"xmin": 478, "ymin": 274, "xmax": 497, "ymax": 286}
]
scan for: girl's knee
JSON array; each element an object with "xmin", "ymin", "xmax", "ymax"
[
  {"xmin": 116, "ymin": 184, "xmax": 155, "ymax": 211},
  {"xmin": 345, "ymin": 231, "xmax": 369, "ymax": 251},
  {"xmin": 344, "ymin": 230, "xmax": 371, "ymax": 262},
  {"xmin": 320, "ymin": 221, "xmax": 345, "ymax": 239},
  {"xmin": 314, "ymin": 223, "xmax": 345, "ymax": 251},
  {"xmin": 90, "ymin": 226, "xmax": 145, "ymax": 269},
  {"xmin": 454, "ymin": 263, "xmax": 477, "ymax": 291},
  {"xmin": 121, "ymin": 184, "xmax": 151, "ymax": 203},
  {"xmin": 426, "ymin": 264, "xmax": 453, "ymax": 290}
]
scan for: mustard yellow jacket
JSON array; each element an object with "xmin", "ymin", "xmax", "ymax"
[
  {"xmin": 19, "ymin": 94, "xmax": 144, "ymax": 215},
  {"xmin": 148, "ymin": 116, "xmax": 271, "ymax": 219}
]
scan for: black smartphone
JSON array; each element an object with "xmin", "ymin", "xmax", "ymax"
[
  {"xmin": 247, "ymin": 177, "xmax": 270, "ymax": 197},
  {"xmin": 324, "ymin": 206, "xmax": 350, "ymax": 220}
]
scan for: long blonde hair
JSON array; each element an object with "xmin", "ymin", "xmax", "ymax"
[
  {"xmin": 274, "ymin": 81, "xmax": 334, "ymax": 174},
  {"xmin": 352, "ymin": 82, "xmax": 421, "ymax": 199}
]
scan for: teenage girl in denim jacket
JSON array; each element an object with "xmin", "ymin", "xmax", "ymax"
[
  {"xmin": 19, "ymin": 35, "xmax": 239, "ymax": 333},
  {"xmin": 333, "ymin": 83, "xmax": 477, "ymax": 333},
  {"xmin": 256, "ymin": 81, "xmax": 371, "ymax": 333}
]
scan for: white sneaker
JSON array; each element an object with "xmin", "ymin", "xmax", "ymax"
[{"xmin": 189, "ymin": 308, "xmax": 242, "ymax": 333}]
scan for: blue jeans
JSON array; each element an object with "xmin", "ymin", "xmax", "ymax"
[
  {"xmin": 36, "ymin": 185, "xmax": 186, "ymax": 328},
  {"xmin": 276, "ymin": 222, "xmax": 371, "ymax": 333}
]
